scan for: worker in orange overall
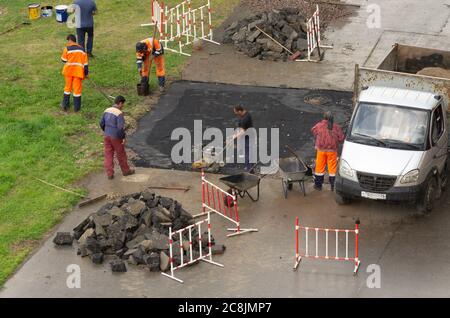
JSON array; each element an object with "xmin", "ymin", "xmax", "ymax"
[
  {"xmin": 60, "ymin": 34, "xmax": 89, "ymax": 112},
  {"xmin": 311, "ymin": 111, "xmax": 345, "ymax": 191},
  {"xmin": 135, "ymin": 36, "xmax": 166, "ymax": 93}
]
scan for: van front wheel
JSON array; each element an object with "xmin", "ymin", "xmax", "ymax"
[{"xmin": 416, "ymin": 177, "xmax": 438, "ymax": 215}]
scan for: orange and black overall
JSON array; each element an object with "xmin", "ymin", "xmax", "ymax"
[
  {"xmin": 61, "ymin": 41, "xmax": 89, "ymax": 112},
  {"xmin": 136, "ymin": 37, "xmax": 165, "ymax": 88}
]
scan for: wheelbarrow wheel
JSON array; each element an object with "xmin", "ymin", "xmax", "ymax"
[
  {"xmin": 225, "ymin": 189, "xmax": 236, "ymax": 207},
  {"xmin": 282, "ymin": 180, "xmax": 289, "ymax": 199}
]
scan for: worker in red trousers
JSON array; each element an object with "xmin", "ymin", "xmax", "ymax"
[
  {"xmin": 311, "ymin": 111, "xmax": 345, "ymax": 191},
  {"xmin": 100, "ymin": 95, "xmax": 135, "ymax": 179}
]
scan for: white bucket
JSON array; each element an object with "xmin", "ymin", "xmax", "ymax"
[{"xmin": 55, "ymin": 5, "xmax": 68, "ymax": 23}]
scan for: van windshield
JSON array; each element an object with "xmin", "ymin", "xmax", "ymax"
[{"xmin": 349, "ymin": 103, "xmax": 429, "ymax": 150}]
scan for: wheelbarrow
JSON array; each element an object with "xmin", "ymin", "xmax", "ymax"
[
  {"xmin": 278, "ymin": 146, "xmax": 313, "ymax": 199},
  {"xmin": 220, "ymin": 172, "xmax": 262, "ymax": 202}
]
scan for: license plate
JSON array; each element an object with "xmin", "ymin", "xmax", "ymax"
[{"xmin": 361, "ymin": 191, "xmax": 387, "ymax": 200}]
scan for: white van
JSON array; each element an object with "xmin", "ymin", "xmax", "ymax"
[{"xmin": 335, "ymin": 86, "xmax": 448, "ymax": 213}]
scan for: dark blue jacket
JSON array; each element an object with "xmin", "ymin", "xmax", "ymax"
[{"xmin": 100, "ymin": 106, "xmax": 126, "ymax": 139}]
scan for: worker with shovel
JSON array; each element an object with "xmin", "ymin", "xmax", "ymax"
[
  {"xmin": 311, "ymin": 111, "xmax": 345, "ymax": 191},
  {"xmin": 135, "ymin": 36, "xmax": 166, "ymax": 94},
  {"xmin": 233, "ymin": 105, "xmax": 254, "ymax": 172},
  {"xmin": 100, "ymin": 95, "xmax": 135, "ymax": 180},
  {"xmin": 60, "ymin": 34, "xmax": 89, "ymax": 112}
]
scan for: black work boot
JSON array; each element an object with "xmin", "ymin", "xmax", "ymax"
[
  {"xmin": 158, "ymin": 76, "xmax": 166, "ymax": 93},
  {"xmin": 314, "ymin": 175, "xmax": 324, "ymax": 191},
  {"xmin": 73, "ymin": 96, "xmax": 81, "ymax": 112},
  {"xmin": 329, "ymin": 176, "xmax": 336, "ymax": 192},
  {"xmin": 60, "ymin": 94, "xmax": 70, "ymax": 111}
]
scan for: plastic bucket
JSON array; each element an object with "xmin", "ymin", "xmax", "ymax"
[
  {"xmin": 55, "ymin": 5, "xmax": 68, "ymax": 23},
  {"xmin": 28, "ymin": 3, "xmax": 41, "ymax": 20},
  {"xmin": 41, "ymin": 6, "xmax": 53, "ymax": 18}
]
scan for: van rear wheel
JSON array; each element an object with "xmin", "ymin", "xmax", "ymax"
[{"xmin": 416, "ymin": 177, "xmax": 438, "ymax": 215}]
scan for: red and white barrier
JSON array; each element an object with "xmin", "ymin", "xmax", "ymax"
[
  {"xmin": 142, "ymin": 0, "xmax": 219, "ymax": 56},
  {"xmin": 161, "ymin": 211, "xmax": 223, "ymax": 283},
  {"xmin": 297, "ymin": 5, "xmax": 333, "ymax": 62},
  {"xmin": 194, "ymin": 171, "xmax": 258, "ymax": 237},
  {"xmin": 294, "ymin": 217, "xmax": 360, "ymax": 274}
]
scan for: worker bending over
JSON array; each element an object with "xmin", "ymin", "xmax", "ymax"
[
  {"xmin": 100, "ymin": 96, "xmax": 135, "ymax": 180},
  {"xmin": 60, "ymin": 34, "xmax": 89, "ymax": 112},
  {"xmin": 135, "ymin": 36, "xmax": 166, "ymax": 93},
  {"xmin": 311, "ymin": 111, "xmax": 345, "ymax": 191}
]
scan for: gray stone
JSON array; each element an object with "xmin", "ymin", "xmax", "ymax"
[
  {"xmin": 93, "ymin": 212, "xmax": 112, "ymax": 227},
  {"xmin": 296, "ymin": 38, "xmax": 308, "ymax": 51},
  {"xmin": 145, "ymin": 252, "xmax": 160, "ymax": 272},
  {"xmin": 141, "ymin": 189, "xmax": 155, "ymax": 202},
  {"xmin": 91, "ymin": 253, "xmax": 104, "ymax": 264},
  {"xmin": 232, "ymin": 27, "xmax": 248, "ymax": 42},
  {"xmin": 53, "ymin": 232, "xmax": 73, "ymax": 246},
  {"xmin": 137, "ymin": 240, "xmax": 154, "ymax": 252},
  {"xmin": 124, "ymin": 200, "xmax": 146, "ymax": 217},
  {"xmin": 247, "ymin": 30, "xmax": 261, "ymax": 42},
  {"xmin": 256, "ymin": 38, "xmax": 269, "ymax": 45},
  {"xmin": 160, "ymin": 251, "xmax": 170, "ymax": 272},
  {"xmin": 212, "ymin": 244, "xmax": 226, "ymax": 255},
  {"xmin": 124, "ymin": 248, "xmax": 138, "ymax": 258},
  {"xmin": 141, "ymin": 210, "xmax": 153, "ymax": 226},
  {"xmin": 266, "ymin": 40, "xmax": 284, "ymax": 53},
  {"xmin": 125, "ymin": 235, "xmax": 145, "ymax": 249},
  {"xmin": 78, "ymin": 228, "xmax": 95, "ymax": 245},
  {"xmin": 110, "ymin": 259, "xmax": 127, "ymax": 272},
  {"xmin": 77, "ymin": 245, "xmax": 90, "ymax": 257},
  {"xmin": 109, "ymin": 206, "xmax": 125, "ymax": 219},
  {"xmin": 85, "ymin": 237, "xmax": 102, "ymax": 254},
  {"xmin": 225, "ymin": 21, "xmax": 238, "ymax": 32},
  {"xmin": 132, "ymin": 248, "xmax": 146, "ymax": 265},
  {"xmin": 151, "ymin": 207, "xmax": 172, "ymax": 224}
]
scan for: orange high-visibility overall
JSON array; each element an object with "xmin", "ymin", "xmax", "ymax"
[
  {"xmin": 61, "ymin": 42, "xmax": 88, "ymax": 97},
  {"xmin": 136, "ymin": 38, "xmax": 165, "ymax": 78}
]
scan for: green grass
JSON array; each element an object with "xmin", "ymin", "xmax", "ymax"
[{"xmin": 0, "ymin": 0, "xmax": 238, "ymax": 286}]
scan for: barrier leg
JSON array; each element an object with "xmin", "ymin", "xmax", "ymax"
[{"xmin": 293, "ymin": 217, "xmax": 302, "ymax": 271}]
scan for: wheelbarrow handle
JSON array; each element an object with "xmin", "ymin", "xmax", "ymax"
[{"xmin": 285, "ymin": 145, "xmax": 308, "ymax": 169}]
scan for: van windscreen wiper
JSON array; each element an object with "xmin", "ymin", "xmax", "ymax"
[
  {"xmin": 352, "ymin": 133, "xmax": 387, "ymax": 147},
  {"xmin": 379, "ymin": 139, "xmax": 422, "ymax": 150}
]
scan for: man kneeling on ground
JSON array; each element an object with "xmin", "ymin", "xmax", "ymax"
[{"xmin": 100, "ymin": 95, "xmax": 135, "ymax": 180}]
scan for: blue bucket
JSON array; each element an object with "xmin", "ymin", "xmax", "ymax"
[{"xmin": 55, "ymin": 5, "xmax": 68, "ymax": 23}]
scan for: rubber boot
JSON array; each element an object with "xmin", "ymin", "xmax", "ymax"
[
  {"xmin": 60, "ymin": 94, "xmax": 70, "ymax": 111},
  {"xmin": 73, "ymin": 96, "xmax": 81, "ymax": 112},
  {"xmin": 158, "ymin": 76, "xmax": 166, "ymax": 93},
  {"xmin": 314, "ymin": 175, "xmax": 324, "ymax": 191},
  {"xmin": 329, "ymin": 176, "xmax": 336, "ymax": 192}
]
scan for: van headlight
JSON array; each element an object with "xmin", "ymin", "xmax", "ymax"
[
  {"xmin": 400, "ymin": 169, "xmax": 420, "ymax": 184},
  {"xmin": 339, "ymin": 159, "xmax": 355, "ymax": 180}
]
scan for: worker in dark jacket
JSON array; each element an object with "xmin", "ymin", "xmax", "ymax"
[
  {"xmin": 311, "ymin": 111, "xmax": 345, "ymax": 191},
  {"xmin": 100, "ymin": 96, "xmax": 135, "ymax": 179},
  {"xmin": 233, "ymin": 105, "xmax": 254, "ymax": 171}
]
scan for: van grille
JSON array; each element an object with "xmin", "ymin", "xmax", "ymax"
[{"xmin": 357, "ymin": 172, "xmax": 397, "ymax": 192}]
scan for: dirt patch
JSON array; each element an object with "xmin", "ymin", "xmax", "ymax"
[
  {"xmin": 240, "ymin": 0, "xmax": 355, "ymax": 29},
  {"xmin": 0, "ymin": 7, "xmax": 7, "ymax": 17},
  {"xmin": 10, "ymin": 240, "xmax": 40, "ymax": 256},
  {"xmin": 417, "ymin": 67, "xmax": 450, "ymax": 79}
]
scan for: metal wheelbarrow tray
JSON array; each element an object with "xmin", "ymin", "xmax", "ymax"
[
  {"xmin": 278, "ymin": 157, "xmax": 310, "ymax": 199},
  {"xmin": 219, "ymin": 172, "xmax": 261, "ymax": 202}
]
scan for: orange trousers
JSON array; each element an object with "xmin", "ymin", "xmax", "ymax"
[
  {"xmin": 141, "ymin": 55, "xmax": 165, "ymax": 77},
  {"xmin": 64, "ymin": 76, "xmax": 83, "ymax": 97},
  {"xmin": 315, "ymin": 150, "xmax": 338, "ymax": 177}
]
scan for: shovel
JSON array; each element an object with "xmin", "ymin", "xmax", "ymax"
[{"xmin": 255, "ymin": 26, "xmax": 302, "ymax": 61}]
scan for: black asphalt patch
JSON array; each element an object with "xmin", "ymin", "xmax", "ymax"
[{"xmin": 128, "ymin": 81, "xmax": 352, "ymax": 174}]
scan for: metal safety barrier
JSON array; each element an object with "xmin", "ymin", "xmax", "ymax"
[
  {"xmin": 297, "ymin": 5, "xmax": 333, "ymax": 62},
  {"xmin": 193, "ymin": 171, "xmax": 258, "ymax": 237},
  {"xmin": 161, "ymin": 211, "xmax": 223, "ymax": 283},
  {"xmin": 142, "ymin": 0, "xmax": 220, "ymax": 56},
  {"xmin": 294, "ymin": 217, "xmax": 360, "ymax": 274}
]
